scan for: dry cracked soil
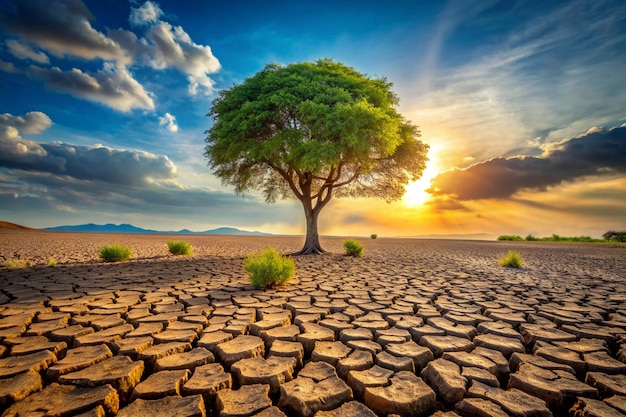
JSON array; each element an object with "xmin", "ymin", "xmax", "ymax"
[{"xmin": 0, "ymin": 231, "xmax": 625, "ymax": 417}]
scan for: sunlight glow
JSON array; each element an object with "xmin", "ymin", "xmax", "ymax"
[{"xmin": 403, "ymin": 161, "xmax": 439, "ymax": 206}]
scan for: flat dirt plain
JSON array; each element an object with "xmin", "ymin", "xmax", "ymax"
[{"xmin": 1, "ymin": 230, "xmax": 625, "ymax": 416}]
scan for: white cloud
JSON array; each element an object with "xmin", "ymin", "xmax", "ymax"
[
  {"xmin": 140, "ymin": 21, "xmax": 221, "ymax": 95},
  {"xmin": 0, "ymin": 111, "xmax": 52, "ymax": 134},
  {"xmin": 26, "ymin": 62, "xmax": 155, "ymax": 112},
  {"xmin": 1, "ymin": 0, "xmax": 220, "ymax": 110},
  {"xmin": 159, "ymin": 112, "xmax": 179, "ymax": 132},
  {"xmin": 129, "ymin": 1, "xmax": 163, "ymax": 27},
  {"xmin": 6, "ymin": 39, "xmax": 49, "ymax": 64}
]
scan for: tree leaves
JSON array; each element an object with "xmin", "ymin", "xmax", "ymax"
[{"xmin": 205, "ymin": 59, "xmax": 428, "ymax": 204}]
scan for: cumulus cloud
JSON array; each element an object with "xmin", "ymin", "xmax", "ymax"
[
  {"xmin": 0, "ymin": 0, "xmax": 220, "ymax": 109},
  {"xmin": 142, "ymin": 21, "xmax": 220, "ymax": 94},
  {"xmin": 429, "ymin": 124, "xmax": 626, "ymax": 200},
  {"xmin": 110, "ymin": 19, "xmax": 221, "ymax": 95},
  {"xmin": 159, "ymin": 113, "xmax": 179, "ymax": 132},
  {"xmin": 26, "ymin": 63, "xmax": 154, "ymax": 112},
  {"xmin": 5, "ymin": 39, "xmax": 49, "ymax": 64},
  {"xmin": 0, "ymin": 111, "xmax": 52, "ymax": 134},
  {"xmin": 129, "ymin": 1, "xmax": 163, "ymax": 26},
  {"xmin": 0, "ymin": 111, "xmax": 177, "ymax": 186}
]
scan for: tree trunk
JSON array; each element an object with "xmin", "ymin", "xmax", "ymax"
[{"xmin": 295, "ymin": 202, "xmax": 326, "ymax": 255}]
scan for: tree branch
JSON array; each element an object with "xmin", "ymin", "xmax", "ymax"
[
  {"xmin": 310, "ymin": 166, "xmax": 336, "ymax": 200},
  {"xmin": 314, "ymin": 183, "xmax": 334, "ymax": 211},
  {"xmin": 266, "ymin": 161, "xmax": 303, "ymax": 200},
  {"xmin": 333, "ymin": 168, "xmax": 361, "ymax": 188}
]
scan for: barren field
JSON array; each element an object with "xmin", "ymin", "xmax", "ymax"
[{"xmin": 0, "ymin": 231, "xmax": 625, "ymax": 416}]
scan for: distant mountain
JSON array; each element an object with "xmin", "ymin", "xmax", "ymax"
[
  {"xmin": 44, "ymin": 223, "xmax": 155, "ymax": 233},
  {"xmin": 42, "ymin": 223, "xmax": 272, "ymax": 236},
  {"xmin": 202, "ymin": 227, "xmax": 272, "ymax": 236}
]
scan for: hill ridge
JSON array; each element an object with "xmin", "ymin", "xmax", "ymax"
[
  {"xmin": 0, "ymin": 221, "xmax": 33, "ymax": 230},
  {"xmin": 42, "ymin": 223, "xmax": 272, "ymax": 236}
]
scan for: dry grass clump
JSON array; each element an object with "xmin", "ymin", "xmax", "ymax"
[
  {"xmin": 244, "ymin": 247, "xmax": 295, "ymax": 288},
  {"xmin": 5, "ymin": 259, "xmax": 29, "ymax": 269},
  {"xmin": 99, "ymin": 244, "xmax": 132, "ymax": 263},
  {"xmin": 344, "ymin": 239, "xmax": 364, "ymax": 257},
  {"xmin": 499, "ymin": 250, "xmax": 523, "ymax": 268},
  {"xmin": 167, "ymin": 240, "xmax": 192, "ymax": 256}
]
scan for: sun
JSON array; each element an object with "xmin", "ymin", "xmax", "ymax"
[{"xmin": 403, "ymin": 161, "xmax": 439, "ymax": 207}]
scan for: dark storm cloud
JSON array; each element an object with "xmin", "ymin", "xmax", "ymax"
[
  {"xmin": 3, "ymin": 172, "xmax": 253, "ymax": 211},
  {"xmin": 0, "ymin": 112, "xmax": 176, "ymax": 185},
  {"xmin": 0, "ymin": 110, "xmax": 298, "ymax": 228},
  {"xmin": 429, "ymin": 125, "xmax": 626, "ymax": 200},
  {"xmin": 25, "ymin": 63, "xmax": 154, "ymax": 111},
  {"xmin": 0, "ymin": 0, "xmax": 126, "ymax": 62},
  {"xmin": 0, "ymin": 170, "xmax": 297, "ymax": 227},
  {"xmin": 0, "ymin": 139, "xmax": 177, "ymax": 186}
]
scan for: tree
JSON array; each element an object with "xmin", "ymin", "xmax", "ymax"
[
  {"xmin": 603, "ymin": 230, "xmax": 626, "ymax": 242},
  {"xmin": 205, "ymin": 59, "xmax": 428, "ymax": 254}
]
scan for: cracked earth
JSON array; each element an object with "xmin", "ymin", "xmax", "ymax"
[{"xmin": 1, "ymin": 232, "xmax": 625, "ymax": 416}]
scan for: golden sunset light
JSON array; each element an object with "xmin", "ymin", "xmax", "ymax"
[
  {"xmin": 402, "ymin": 164, "xmax": 437, "ymax": 207},
  {"xmin": 402, "ymin": 142, "xmax": 444, "ymax": 207}
]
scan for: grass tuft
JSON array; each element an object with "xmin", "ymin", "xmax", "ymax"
[
  {"xmin": 99, "ymin": 244, "xmax": 132, "ymax": 263},
  {"xmin": 243, "ymin": 247, "xmax": 295, "ymax": 288},
  {"xmin": 344, "ymin": 239, "xmax": 364, "ymax": 257},
  {"xmin": 499, "ymin": 250, "xmax": 523, "ymax": 268},
  {"xmin": 48, "ymin": 257, "xmax": 57, "ymax": 267},
  {"xmin": 370, "ymin": 234, "xmax": 378, "ymax": 240},
  {"xmin": 5, "ymin": 259, "xmax": 29, "ymax": 269},
  {"xmin": 167, "ymin": 240, "xmax": 192, "ymax": 256}
]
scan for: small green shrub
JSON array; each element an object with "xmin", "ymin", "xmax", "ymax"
[
  {"xmin": 499, "ymin": 251, "xmax": 523, "ymax": 268},
  {"xmin": 99, "ymin": 244, "xmax": 131, "ymax": 263},
  {"xmin": 48, "ymin": 257, "xmax": 57, "ymax": 267},
  {"xmin": 244, "ymin": 247, "xmax": 295, "ymax": 288},
  {"xmin": 167, "ymin": 240, "xmax": 192, "ymax": 256},
  {"xmin": 539, "ymin": 234, "xmax": 601, "ymax": 242},
  {"xmin": 370, "ymin": 234, "xmax": 378, "ymax": 240},
  {"xmin": 525, "ymin": 234, "xmax": 537, "ymax": 241},
  {"xmin": 344, "ymin": 239, "xmax": 364, "ymax": 257},
  {"xmin": 5, "ymin": 259, "xmax": 29, "ymax": 269},
  {"xmin": 497, "ymin": 235, "xmax": 524, "ymax": 241}
]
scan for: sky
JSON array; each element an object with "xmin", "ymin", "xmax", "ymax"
[{"xmin": 1, "ymin": 0, "xmax": 625, "ymax": 238}]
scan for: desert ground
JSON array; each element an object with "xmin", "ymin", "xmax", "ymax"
[{"xmin": 0, "ymin": 230, "xmax": 625, "ymax": 416}]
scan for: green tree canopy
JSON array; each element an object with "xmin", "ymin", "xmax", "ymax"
[
  {"xmin": 205, "ymin": 59, "xmax": 428, "ymax": 254},
  {"xmin": 603, "ymin": 230, "xmax": 626, "ymax": 242}
]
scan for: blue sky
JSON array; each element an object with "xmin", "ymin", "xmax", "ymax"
[{"xmin": 1, "ymin": 0, "xmax": 625, "ymax": 237}]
